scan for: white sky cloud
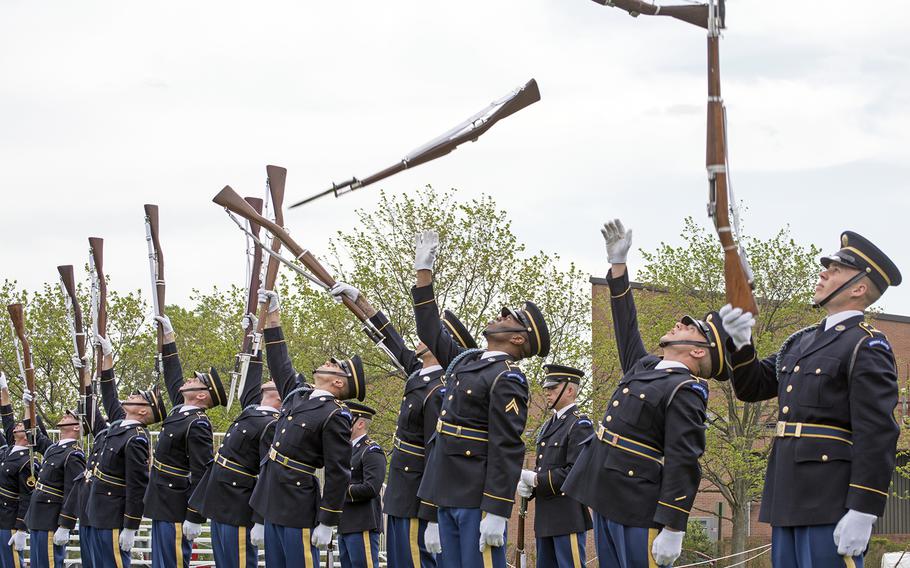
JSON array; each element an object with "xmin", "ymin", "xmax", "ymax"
[{"xmin": 1, "ymin": 0, "xmax": 908, "ymax": 316}]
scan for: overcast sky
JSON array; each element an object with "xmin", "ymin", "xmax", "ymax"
[{"xmin": 2, "ymin": 0, "xmax": 908, "ymax": 318}]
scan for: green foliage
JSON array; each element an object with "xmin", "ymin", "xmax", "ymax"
[{"xmin": 679, "ymin": 520, "xmax": 716, "ymax": 564}]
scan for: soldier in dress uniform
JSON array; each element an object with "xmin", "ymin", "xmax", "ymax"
[
  {"xmin": 23, "ymin": 396, "xmax": 86, "ymax": 568},
  {"xmin": 719, "ymin": 231, "xmax": 902, "ymax": 567},
  {"xmin": 329, "ymin": 280, "xmax": 478, "ymax": 568},
  {"xmin": 0, "ymin": 375, "xmax": 41, "ymax": 568},
  {"xmin": 409, "ymin": 230, "xmax": 550, "ymax": 568},
  {"xmin": 250, "ymin": 289, "xmax": 366, "ymax": 568},
  {"xmin": 189, "ymin": 314, "xmax": 282, "ymax": 568},
  {"xmin": 88, "ymin": 334, "xmax": 166, "ymax": 568},
  {"xmin": 516, "ymin": 364, "xmax": 593, "ymax": 568},
  {"xmin": 563, "ymin": 220, "xmax": 727, "ymax": 568},
  {"xmin": 143, "ymin": 314, "xmax": 227, "ymax": 568},
  {"xmin": 338, "ymin": 402, "xmax": 386, "ymax": 568}
]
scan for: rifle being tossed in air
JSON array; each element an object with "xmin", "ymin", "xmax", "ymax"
[
  {"xmin": 7, "ymin": 304, "xmax": 38, "ymax": 487},
  {"xmin": 144, "ymin": 205, "xmax": 167, "ymax": 381},
  {"xmin": 58, "ymin": 265, "xmax": 93, "ymax": 432}
]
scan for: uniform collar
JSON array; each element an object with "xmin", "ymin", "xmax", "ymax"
[
  {"xmin": 56, "ymin": 438, "xmax": 78, "ymax": 446},
  {"xmin": 655, "ymin": 359, "xmax": 688, "ymax": 371},
  {"xmin": 553, "ymin": 403, "xmax": 576, "ymax": 419},
  {"xmin": 351, "ymin": 434, "xmax": 367, "ymax": 447},
  {"xmin": 310, "ymin": 389, "xmax": 334, "ymax": 399},
  {"xmin": 420, "ymin": 365, "xmax": 442, "ymax": 376},
  {"xmin": 481, "ymin": 350, "xmax": 510, "ymax": 360},
  {"xmin": 10, "ymin": 446, "xmax": 28, "ymax": 453},
  {"xmin": 824, "ymin": 310, "xmax": 864, "ymax": 330},
  {"xmin": 181, "ymin": 404, "xmax": 201, "ymax": 412},
  {"xmin": 120, "ymin": 419, "xmax": 142, "ymax": 427},
  {"xmin": 256, "ymin": 405, "xmax": 278, "ymax": 412}
]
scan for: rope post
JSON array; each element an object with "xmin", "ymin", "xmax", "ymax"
[{"xmin": 715, "ymin": 501, "xmax": 723, "ymax": 557}]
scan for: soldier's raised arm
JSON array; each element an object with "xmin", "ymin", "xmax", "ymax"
[
  {"xmin": 155, "ymin": 314, "xmax": 185, "ymax": 406},
  {"xmin": 259, "ymin": 289, "xmax": 306, "ymax": 399},
  {"xmin": 601, "ymin": 219, "xmax": 649, "ymax": 372},
  {"xmin": 411, "ymin": 231, "xmax": 464, "ymax": 368},
  {"xmin": 95, "ymin": 334, "xmax": 126, "ymax": 422}
]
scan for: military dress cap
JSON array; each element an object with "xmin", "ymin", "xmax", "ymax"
[
  {"xmin": 345, "ymin": 401, "xmax": 377, "ymax": 419},
  {"xmin": 58, "ymin": 408, "xmax": 83, "ymax": 429},
  {"xmin": 442, "ymin": 310, "xmax": 478, "ymax": 349},
  {"xmin": 542, "ymin": 364, "xmax": 585, "ymax": 388},
  {"xmin": 501, "ymin": 300, "xmax": 550, "ymax": 357},
  {"xmin": 821, "ymin": 231, "xmax": 902, "ymax": 293},
  {"xmin": 678, "ymin": 311, "xmax": 732, "ymax": 381},
  {"xmin": 194, "ymin": 367, "xmax": 228, "ymax": 407},
  {"xmin": 332, "ymin": 355, "xmax": 367, "ymax": 402},
  {"xmin": 138, "ymin": 385, "xmax": 168, "ymax": 423}
]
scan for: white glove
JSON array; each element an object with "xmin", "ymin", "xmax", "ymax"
[
  {"xmin": 424, "ymin": 522, "xmax": 442, "ymax": 554},
  {"xmin": 95, "ymin": 333, "xmax": 114, "ymax": 357},
  {"xmin": 22, "ymin": 389, "xmax": 34, "ymax": 404},
  {"xmin": 183, "ymin": 521, "xmax": 202, "ymax": 541},
  {"xmin": 258, "ymin": 290, "xmax": 281, "ymax": 314},
  {"xmin": 718, "ymin": 304, "xmax": 756, "ymax": 350},
  {"xmin": 71, "ymin": 355, "xmax": 84, "ymax": 368},
  {"xmin": 119, "ymin": 528, "xmax": 136, "ymax": 552},
  {"xmin": 153, "ymin": 314, "xmax": 174, "ymax": 335},
  {"xmin": 241, "ymin": 312, "xmax": 259, "ymax": 331},
  {"xmin": 414, "ymin": 230, "xmax": 440, "ymax": 271},
  {"xmin": 478, "ymin": 513, "xmax": 507, "ymax": 552},
  {"xmin": 53, "ymin": 527, "xmax": 71, "ymax": 546},
  {"xmin": 251, "ymin": 523, "xmax": 265, "ymax": 547},
  {"xmin": 834, "ymin": 509, "xmax": 877, "ymax": 557},
  {"xmin": 8, "ymin": 530, "xmax": 26, "ymax": 551},
  {"xmin": 651, "ymin": 528, "xmax": 684, "ymax": 566},
  {"xmin": 0, "ymin": 372, "xmax": 7, "ymax": 390},
  {"xmin": 517, "ymin": 469, "xmax": 537, "ymax": 497},
  {"xmin": 601, "ymin": 219, "xmax": 633, "ymax": 264},
  {"xmin": 329, "ymin": 282, "xmax": 360, "ymax": 303},
  {"xmin": 310, "ymin": 523, "xmax": 333, "ymax": 549}
]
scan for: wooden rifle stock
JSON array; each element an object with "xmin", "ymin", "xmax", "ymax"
[
  {"xmin": 57, "ymin": 265, "xmax": 91, "ymax": 390},
  {"xmin": 516, "ymin": 496, "xmax": 528, "ymax": 568},
  {"xmin": 88, "ymin": 238, "xmax": 108, "ymax": 382},
  {"xmin": 256, "ymin": 165, "xmax": 287, "ymax": 338},
  {"xmin": 290, "ymin": 78, "xmax": 541, "ymax": 208},
  {"xmin": 7, "ymin": 303, "xmax": 37, "ymax": 479},
  {"xmin": 144, "ymin": 204, "xmax": 166, "ymax": 356}
]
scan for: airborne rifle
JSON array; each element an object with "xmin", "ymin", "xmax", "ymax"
[
  {"xmin": 7, "ymin": 303, "xmax": 37, "ymax": 486},
  {"xmin": 591, "ymin": 0, "xmax": 757, "ymax": 313},
  {"xmin": 88, "ymin": 238, "xmax": 108, "ymax": 397},
  {"xmin": 145, "ymin": 204, "xmax": 167, "ymax": 381},
  {"xmin": 214, "ymin": 183, "xmax": 405, "ymax": 375},
  {"xmin": 290, "ymin": 79, "xmax": 540, "ymax": 208},
  {"xmin": 58, "ymin": 265, "xmax": 92, "ymax": 427}
]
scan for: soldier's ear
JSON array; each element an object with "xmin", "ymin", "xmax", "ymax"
[{"xmin": 689, "ymin": 347, "xmax": 706, "ymax": 360}]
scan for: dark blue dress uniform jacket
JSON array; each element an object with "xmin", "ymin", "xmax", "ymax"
[
  {"xmin": 189, "ymin": 354, "xmax": 279, "ymax": 527},
  {"xmin": 143, "ymin": 341, "xmax": 214, "ymax": 524},
  {"xmin": 24, "ymin": 425, "xmax": 85, "ymax": 531},
  {"xmin": 729, "ymin": 313, "xmax": 899, "ymax": 526},
  {"xmin": 249, "ymin": 326, "xmax": 352, "ymax": 529},
  {"xmin": 86, "ymin": 369, "xmax": 151, "ymax": 531},
  {"xmin": 368, "ymin": 310, "xmax": 445, "ymax": 523},
  {"xmin": 563, "ymin": 271, "xmax": 709, "ymax": 531},
  {"xmin": 530, "ymin": 406, "xmax": 593, "ymax": 538},
  {"xmin": 411, "ymin": 283, "xmax": 529, "ymax": 519},
  {"xmin": 340, "ymin": 437, "xmax": 386, "ymax": 534},
  {"xmin": 60, "ymin": 383, "xmax": 109, "ymax": 530},
  {"xmin": 0, "ymin": 403, "xmax": 40, "ymax": 531}
]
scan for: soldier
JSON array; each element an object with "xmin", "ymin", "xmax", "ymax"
[
  {"xmin": 141, "ymin": 313, "xmax": 227, "ymax": 568},
  {"xmin": 338, "ymin": 402, "xmax": 386, "ymax": 568},
  {"xmin": 0, "ymin": 374, "xmax": 41, "ymax": 568},
  {"xmin": 250, "ymin": 289, "xmax": 366, "ymax": 568},
  {"xmin": 516, "ymin": 364, "xmax": 593, "ymax": 568},
  {"xmin": 410, "ymin": 230, "xmax": 550, "ymax": 568},
  {"xmin": 329, "ymin": 280, "xmax": 478, "ymax": 568},
  {"xmin": 563, "ymin": 220, "xmax": 727, "ymax": 568},
  {"xmin": 87, "ymin": 334, "xmax": 166, "ymax": 568},
  {"xmin": 23, "ymin": 391, "xmax": 86, "ymax": 568},
  {"xmin": 189, "ymin": 313, "xmax": 282, "ymax": 568},
  {"xmin": 719, "ymin": 231, "xmax": 902, "ymax": 567}
]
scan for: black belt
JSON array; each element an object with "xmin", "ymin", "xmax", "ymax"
[
  {"xmin": 153, "ymin": 458, "xmax": 190, "ymax": 478},
  {"xmin": 93, "ymin": 466, "xmax": 126, "ymax": 487},
  {"xmin": 268, "ymin": 448, "xmax": 317, "ymax": 476},
  {"xmin": 35, "ymin": 481, "xmax": 64, "ymax": 499},
  {"xmin": 393, "ymin": 436, "xmax": 425, "ymax": 457},
  {"xmin": 595, "ymin": 424, "xmax": 664, "ymax": 464},
  {"xmin": 436, "ymin": 420, "xmax": 488, "ymax": 443},
  {"xmin": 215, "ymin": 452, "xmax": 257, "ymax": 478},
  {"xmin": 774, "ymin": 421, "xmax": 852, "ymax": 445}
]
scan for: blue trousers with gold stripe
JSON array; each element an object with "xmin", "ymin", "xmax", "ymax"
[
  {"xmin": 772, "ymin": 525, "xmax": 863, "ymax": 567},
  {"xmin": 210, "ymin": 521, "xmax": 258, "ymax": 568},
  {"xmin": 386, "ymin": 516, "xmax": 437, "ymax": 568},
  {"xmin": 438, "ymin": 507, "xmax": 506, "ymax": 568},
  {"xmin": 339, "ymin": 530, "xmax": 380, "ymax": 568},
  {"xmin": 593, "ymin": 513, "xmax": 668, "ymax": 568},
  {"xmin": 151, "ymin": 520, "xmax": 192, "ymax": 568},
  {"xmin": 0, "ymin": 530, "xmax": 25, "ymax": 568},
  {"xmin": 80, "ymin": 525, "xmax": 96, "ymax": 568},
  {"xmin": 537, "ymin": 533, "xmax": 586, "ymax": 568},
  {"xmin": 263, "ymin": 522, "xmax": 321, "ymax": 568},
  {"xmin": 88, "ymin": 528, "xmax": 131, "ymax": 568},
  {"xmin": 29, "ymin": 530, "xmax": 66, "ymax": 568}
]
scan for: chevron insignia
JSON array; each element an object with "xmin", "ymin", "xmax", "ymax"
[{"xmin": 505, "ymin": 398, "xmax": 520, "ymax": 415}]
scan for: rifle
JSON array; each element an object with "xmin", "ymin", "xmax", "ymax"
[
  {"xmin": 57, "ymin": 265, "xmax": 92, "ymax": 425},
  {"xmin": 591, "ymin": 0, "xmax": 757, "ymax": 314},
  {"xmin": 144, "ymin": 204, "xmax": 167, "ymax": 380},
  {"xmin": 213, "ymin": 184, "xmax": 406, "ymax": 374},
  {"xmin": 516, "ymin": 495, "xmax": 528, "ymax": 568},
  {"xmin": 7, "ymin": 303, "xmax": 37, "ymax": 486},
  {"xmin": 88, "ymin": 238, "xmax": 108, "ymax": 395},
  {"xmin": 227, "ymin": 196, "xmax": 264, "ymax": 409},
  {"xmin": 290, "ymin": 78, "xmax": 541, "ymax": 208},
  {"xmin": 256, "ymin": 165, "xmax": 287, "ymax": 349},
  {"xmin": 325, "ymin": 541, "xmax": 335, "ymax": 568}
]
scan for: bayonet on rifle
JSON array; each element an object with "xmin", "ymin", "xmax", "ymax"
[{"xmin": 290, "ymin": 79, "xmax": 540, "ymax": 208}]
